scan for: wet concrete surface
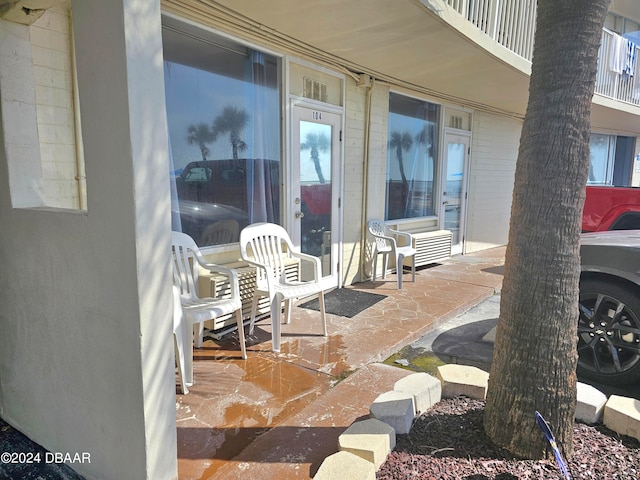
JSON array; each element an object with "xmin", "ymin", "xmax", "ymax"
[
  {"xmin": 5, "ymin": 244, "xmax": 638, "ymax": 480},
  {"xmin": 2, "ymin": 248, "xmax": 508, "ymax": 480},
  {"xmin": 175, "ymin": 247, "xmax": 506, "ymax": 479},
  {"xmin": 404, "ymin": 293, "xmax": 500, "ymax": 372}
]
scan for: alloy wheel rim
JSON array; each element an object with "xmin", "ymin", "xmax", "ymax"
[{"xmin": 578, "ymin": 293, "xmax": 640, "ymax": 377}]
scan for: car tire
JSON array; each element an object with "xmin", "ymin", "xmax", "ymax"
[{"xmin": 578, "ymin": 279, "xmax": 640, "ymax": 385}]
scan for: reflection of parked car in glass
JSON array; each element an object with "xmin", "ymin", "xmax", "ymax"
[
  {"xmin": 579, "ymin": 231, "xmax": 640, "ymax": 385},
  {"xmin": 172, "ymin": 200, "xmax": 248, "ymax": 247},
  {"xmin": 174, "ymin": 159, "xmax": 280, "ymax": 247},
  {"xmin": 176, "ymin": 159, "xmax": 280, "ymax": 212},
  {"xmin": 299, "ymin": 183, "xmax": 331, "ymax": 256}
]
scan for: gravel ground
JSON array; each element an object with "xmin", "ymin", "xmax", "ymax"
[{"xmin": 377, "ymin": 397, "xmax": 640, "ymax": 480}]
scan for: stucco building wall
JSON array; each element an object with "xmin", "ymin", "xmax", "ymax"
[{"xmin": 0, "ymin": 1, "xmax": 177, "ymax": 479}]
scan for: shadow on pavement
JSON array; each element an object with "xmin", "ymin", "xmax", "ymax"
[{"xmin": 429, "ymin": 317, "xmax": 640, "ymax": 401}]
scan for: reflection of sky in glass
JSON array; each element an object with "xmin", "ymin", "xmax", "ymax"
[
  {"xmin": 164, "ymin": 61, "xmax": 280, "ymax": 170},
  {"xmin": 300, "ymin": 121, "xmax": 331, "ymax": 184},
  {"xmin": 387, "ymin": 112, "xmax": 435, "ymax": 183},
  {"xmin": 447, "ymin": 143, "xmax": 464, "ymax": 180}
]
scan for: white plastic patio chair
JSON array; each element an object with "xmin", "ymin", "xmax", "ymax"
[
  {"xmin": 367, "ymin": 219, "xmax": 417, "ymax": 289},
  {"xmin": 239, "ymin": 222, "xmax": 328, "ymax": 352},
  {"xmin": 172, "ymin": 285, "xmax": 190, "ymax": 394},
  {"xmin": 172, "ymin": 232, "xmax": 246, "ymax": 389}
]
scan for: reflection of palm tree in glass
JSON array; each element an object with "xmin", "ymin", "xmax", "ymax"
[
  {"xmin": 212, "ymin": 106, "xmax": 249, "ymax": 160},
  {"xmin": 415, "ymin": 125, "xmax": 434, "ymax": 158},
  {"xmin": 301, "ymin": 132, "xmax": 329, "ymax": 184},
  {"xmin": 187, "ymin": 122, "xmax": 215, "ymax": 161},
  {"xmin": 389, "ymin": 131, "xmax": 412, "ymax": 185}
]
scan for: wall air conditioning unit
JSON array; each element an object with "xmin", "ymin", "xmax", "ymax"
[
  {"xmin": 198, "ymin": 260, "xmax": 300, "ymax": 339},
  {"xmin": 405, "ymin": 230, "xmax": 453, "ymax": 268}
]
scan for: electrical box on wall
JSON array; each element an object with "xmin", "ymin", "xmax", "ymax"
[{"xmin": 356, "ymin": 73, "xmax": 372, "ymax": 87}]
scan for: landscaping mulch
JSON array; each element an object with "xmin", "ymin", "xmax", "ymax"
[{"xmin": 377, "ymin": 397, "xmax": 640, "ymax": 479}]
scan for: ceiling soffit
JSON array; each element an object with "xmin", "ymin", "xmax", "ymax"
[{"xmin": 201, "ymin": 0, "xmax": 532, "ymax": 117}]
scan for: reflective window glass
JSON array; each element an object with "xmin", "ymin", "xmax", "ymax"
[
  {"xmin": 589, "ymin": 134, "xmax": 615, "ymax": 185},
  {"xmin": 162, "ymin": 22, "xmax": 281, "ymax": 247},
  {"xmin": 386, "ymin": 93, "xmax": 440, "ymax": 221}
]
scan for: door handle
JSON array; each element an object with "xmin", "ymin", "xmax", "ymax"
[{"xmin": 442, "ymin": 201, "xmax": 449, "ymax": 205}]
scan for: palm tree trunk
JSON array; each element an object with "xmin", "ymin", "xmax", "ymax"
[
  {"xmin": 396, "ymin": 148, "xmax": 407, "ymax": 185},
  {"xmin": 484, "ymin": 0, "xmax": 611, "ymax": 459},
  {"xmin": 311, "ymin": 148, "xmax": 326, "ymax": 184}
]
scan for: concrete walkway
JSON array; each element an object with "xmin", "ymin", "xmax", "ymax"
[
  {"xmin": 196, "ymin": 248, "xmax": 505, "ymax": 480},
  {"xmin": 4, "ymin": 245, "xmax": 638, "ymax": 480},
  {"xmin": 1, "ymin": 247, "xmax": 507, "ymax": 480}
]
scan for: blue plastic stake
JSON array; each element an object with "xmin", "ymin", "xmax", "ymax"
[{"xmin": 535, "ymin": 411, "xmax": 571, "ymax": 480}]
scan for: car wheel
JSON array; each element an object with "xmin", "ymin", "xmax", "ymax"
[{"xmin": 578, "ymin": 279, "xmax": 640, "ymax": 385}]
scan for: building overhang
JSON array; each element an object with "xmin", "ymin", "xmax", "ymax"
[
  {"xmin": 212, "ymin": 0, "xmax": 532, "ymax": 116},
  {"xmin": 592, "ymin": 96, "xmax": 640, "ymax": 136},
  {"xmin": 207, "ymin": 0, "xmax": 640, "ymax": 133}
]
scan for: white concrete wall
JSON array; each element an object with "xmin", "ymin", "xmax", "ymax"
[
  {"xmin": 31, "ymin": 3, "xmax": 82, "ymax": 210},
  {"xmin": 0, "ymin": 1, "xmax": 177, "ymax": 479},
  {"xmin": 0, "ymin": 18, "xmax": 44, "ymax": 208},
  {"xmin": 365, "ymin": 85, "xmax": 394, "ymax": 278},
  {"xmin": 340, "ymin": 78, "xmax": 367, "ymax": 285},
  {"xmin": 465, "ymin": 111, "xmax": 521, "ymax": 252},
  {"xmin": 342, "ymin": 78, "xmax": 389, "ymax": 285},
  {"xmin": 340, "ymin": 80, "xmax": 390, "ymax": 285}
]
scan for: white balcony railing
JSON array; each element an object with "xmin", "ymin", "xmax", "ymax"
[
  {"xmin": 445, "ymin": 0, "xmax": 640, "ymax": 107},
  {"xmin": 596, "ymin": 29, "xmax": 640, "ymax": 106},
  {"xmin": 445, "ymin": 0, "xmax": 537, "ymax": 61}
]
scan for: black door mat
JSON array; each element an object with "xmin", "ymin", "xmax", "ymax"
[{"xmin": 299, "ymin": 288, "xmax": 387, "ymax": 318}]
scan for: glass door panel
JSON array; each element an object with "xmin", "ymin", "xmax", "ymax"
[
  {"xmin": 299, "ymin": 120, "xmax": 332, "ymax": 275},
  {"xmin": 442, "ymin": 133, "xmax": 470, "ymax": 255},
  {"xmin": 292, "ymin": 106, "xmax": 341, "ymax": 286}
]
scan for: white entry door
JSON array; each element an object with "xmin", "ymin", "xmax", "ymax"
[
  {"xmin": 441, "ymin": 132, "xmax": 470, "ymax": 255},
  {"xmin": 291, "ymin": 104, "xmax": 342, "ymax": 288}
]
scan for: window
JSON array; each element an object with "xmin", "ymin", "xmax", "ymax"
[
  {"xmin": 162, "ymin": 20, "xmax": 281, "ymax": 247},
  {"xmin": 386, "ymin": 93, "xmax": 440, "ymax": 221},
  {"xmin": 589, "ymin": 134, "xmax": 616, "ymax": 185},
  {"xmin": 605, "ymin": 12, "xmax": 640, "ymax": 43},
  {"xmin": 2, "ymin": 2, "xmax": 86, "ymax": 210},
  {"xmin": 588, "ymin": 134, "xmax": 636, "ymax": 186}
]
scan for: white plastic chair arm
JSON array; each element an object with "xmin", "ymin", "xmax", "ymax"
[
  {"xmin": 240, "ymin": 257, "xmax": 277, "ymax": 292},
  {"xmin": 196, "ymin": 259, "xmax": 241, "ymax": 300},
  {"xmin": 375, "ymin": 232, "xmax": 398, "ymax": 250},
  {"xmin": 290, "ymin": 251, "xmax": 322, "ymax": 281},
  {"xmin": 388, "ymin": 228, "xmax": 413, "ymax": 248}
]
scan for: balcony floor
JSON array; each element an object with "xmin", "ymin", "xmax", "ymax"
[{"xmin": 176, "ymin": 247, "xmax": 505, "ymax": 479}]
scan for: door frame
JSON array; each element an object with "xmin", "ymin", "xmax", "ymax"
[
  {"xmin": 288, "ymin": 99, "xmax": 344, "ymax": 289},
  {"xmin": 440, "ymin": 129, "xmax": 471, "ymax": 255}
]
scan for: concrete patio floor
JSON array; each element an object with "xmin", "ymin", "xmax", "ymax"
[{"xmin": 175, "ymin": 247, "xmax": 505, "ymax": 480}]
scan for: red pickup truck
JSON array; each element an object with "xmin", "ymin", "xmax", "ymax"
[{"xmin": 582, "ymin": 185, "xmax": 640, "ymax": 232}]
